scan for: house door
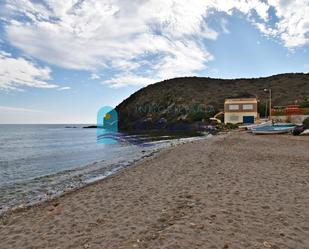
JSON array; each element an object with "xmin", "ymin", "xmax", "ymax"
[{"xmin": 243, "ymin": 116, "xmax": 254, "ymax": 124}]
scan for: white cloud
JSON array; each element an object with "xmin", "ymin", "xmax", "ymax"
[
  {"xmin": 220, "ymin": 18, "xmax": 230, "ymax": 34},
  {"xmin": 260, "ymin": 0, "xmax": 309, "ymax": 48},
  {"xmin": 57, "ymin": 86, "xmax": 71, "ymax": 91},
  {"xmin": 105, "ymin": 75, "xmax": 160, "ymax": 88},
  {"xmin": 4, "ymin": 0, "xmax": 219, "ymax": 87},
  {"xmin": 254, "ymin": 23, "xmax": 278, "ymax": 37},
  {"xmin": 0, "ymin": 50, "xmax": 59, "ymax": 90},
  {"xmin": 2, "ymin": 0, "xmax": 309, "ymax": 87},
  {"xmin": 90, "ymin": 73, "xmax": 100, "ymax": 80}
]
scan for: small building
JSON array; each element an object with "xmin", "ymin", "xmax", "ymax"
[{"xmin": 224, "ymin": 98, "xmax": 259, "ymax": 124}]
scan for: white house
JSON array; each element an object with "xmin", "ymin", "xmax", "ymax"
[{"xmin": 224, "ymin": 98, "xmax": 259, "ymax": 124}]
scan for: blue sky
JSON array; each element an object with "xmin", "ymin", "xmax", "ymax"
[{"xmin": 0, "ymin": 0, "xmax": 308, "ymax": 123}]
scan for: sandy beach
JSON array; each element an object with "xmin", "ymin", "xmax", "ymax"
[{"xmin": 0, "ymin": 132, "xmax": 308, "ymax": 249}]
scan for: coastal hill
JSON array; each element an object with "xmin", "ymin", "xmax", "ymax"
[{"xmin": 116, "ymin": 73, "xmax": 309, "ymax": 130}]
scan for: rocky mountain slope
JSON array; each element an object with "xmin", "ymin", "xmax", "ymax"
[{"xmin": 116, "ymin": 73, "xmax": 309, "ymax": 131}]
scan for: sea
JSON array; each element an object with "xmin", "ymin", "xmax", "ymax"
[{"xmin": 0, "ymin": 124, "xmax": 204, "ymax": 213}]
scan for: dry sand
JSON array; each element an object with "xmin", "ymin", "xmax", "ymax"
[{"xmin": 0, "ymin": 132, "xmax": 308, "ymax": 249}]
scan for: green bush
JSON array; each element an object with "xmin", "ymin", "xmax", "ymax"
[
  {"xmin": 300, "ymin": 100, "xmax": 309, "ymax": 108},
  {"xmin": 303, "ymin": 117, "xmax": 309, "ymax": 125},
  {"xmin": 225, "ymin": 123, "xmax": 239, "ymax": 129},
  {"xmin": 258, "ymin": 102, "xmax": 269, "ymax": 118},
  {"xmin": 187, "ymin": 111, "xmax": 205, "ymax": 122}
]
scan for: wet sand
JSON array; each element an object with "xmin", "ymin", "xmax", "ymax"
[{"xmin": 0, "ymin": 132, "xmax": 308, "ymax": 249}]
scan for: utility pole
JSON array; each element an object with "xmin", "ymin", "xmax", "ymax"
[
  {"xmin": 269, "ymin": 89, "xmax": 272, "ymax": 120},
  {"xmin": 264, "ymin": 88, "xmax": 272, "ymax": 120}
]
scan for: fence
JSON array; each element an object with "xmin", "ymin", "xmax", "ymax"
[{"xmin": 272, "ymin": 106, "xmax": 309, "ymax": 116}]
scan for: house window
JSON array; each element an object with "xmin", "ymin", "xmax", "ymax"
[
  {"xmin": 243, "ymin": 104, "xmax": 254, "ymax": 110},
  {"xmin": 229, "ymin": 104, "xmax": 239, "ymax": 110}
]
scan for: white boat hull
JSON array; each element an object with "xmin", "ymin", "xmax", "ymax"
[
  {"xmin": 252, "ymin": 130, "xmax": 290, "ymax": 135},
  {"xmin": 252, "ymin": 128, "xmax": 294, "ymax": 135}
]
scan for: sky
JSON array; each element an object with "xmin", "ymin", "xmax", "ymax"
[{"xmin": 0, "ymin": 0, "xmax": 308, "ymax": 124}]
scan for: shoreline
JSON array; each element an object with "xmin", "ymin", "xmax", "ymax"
[
  {"xmin": 1, "ymin": 132, "xmax": 308, "ymax": 249},
  {"xmin": 0, "ymin": 134, "xmax": 214, "ymax": 217}
]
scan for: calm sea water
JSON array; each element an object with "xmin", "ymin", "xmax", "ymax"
[{"xmin": 0, "ymin": 124, "xmax": 190, "ymax": 212}]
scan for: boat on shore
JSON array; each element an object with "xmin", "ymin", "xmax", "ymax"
[
  {"xmin": 252, "ymin": 129, "xmax": 292, "ymax": 135},
  {"xmin": 240, "ymin": 121, "xmax": 272, "ymax": 130},
  {"xmin": 251, "ymin": 124, "xmax": 296, "ymax": 135}
]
